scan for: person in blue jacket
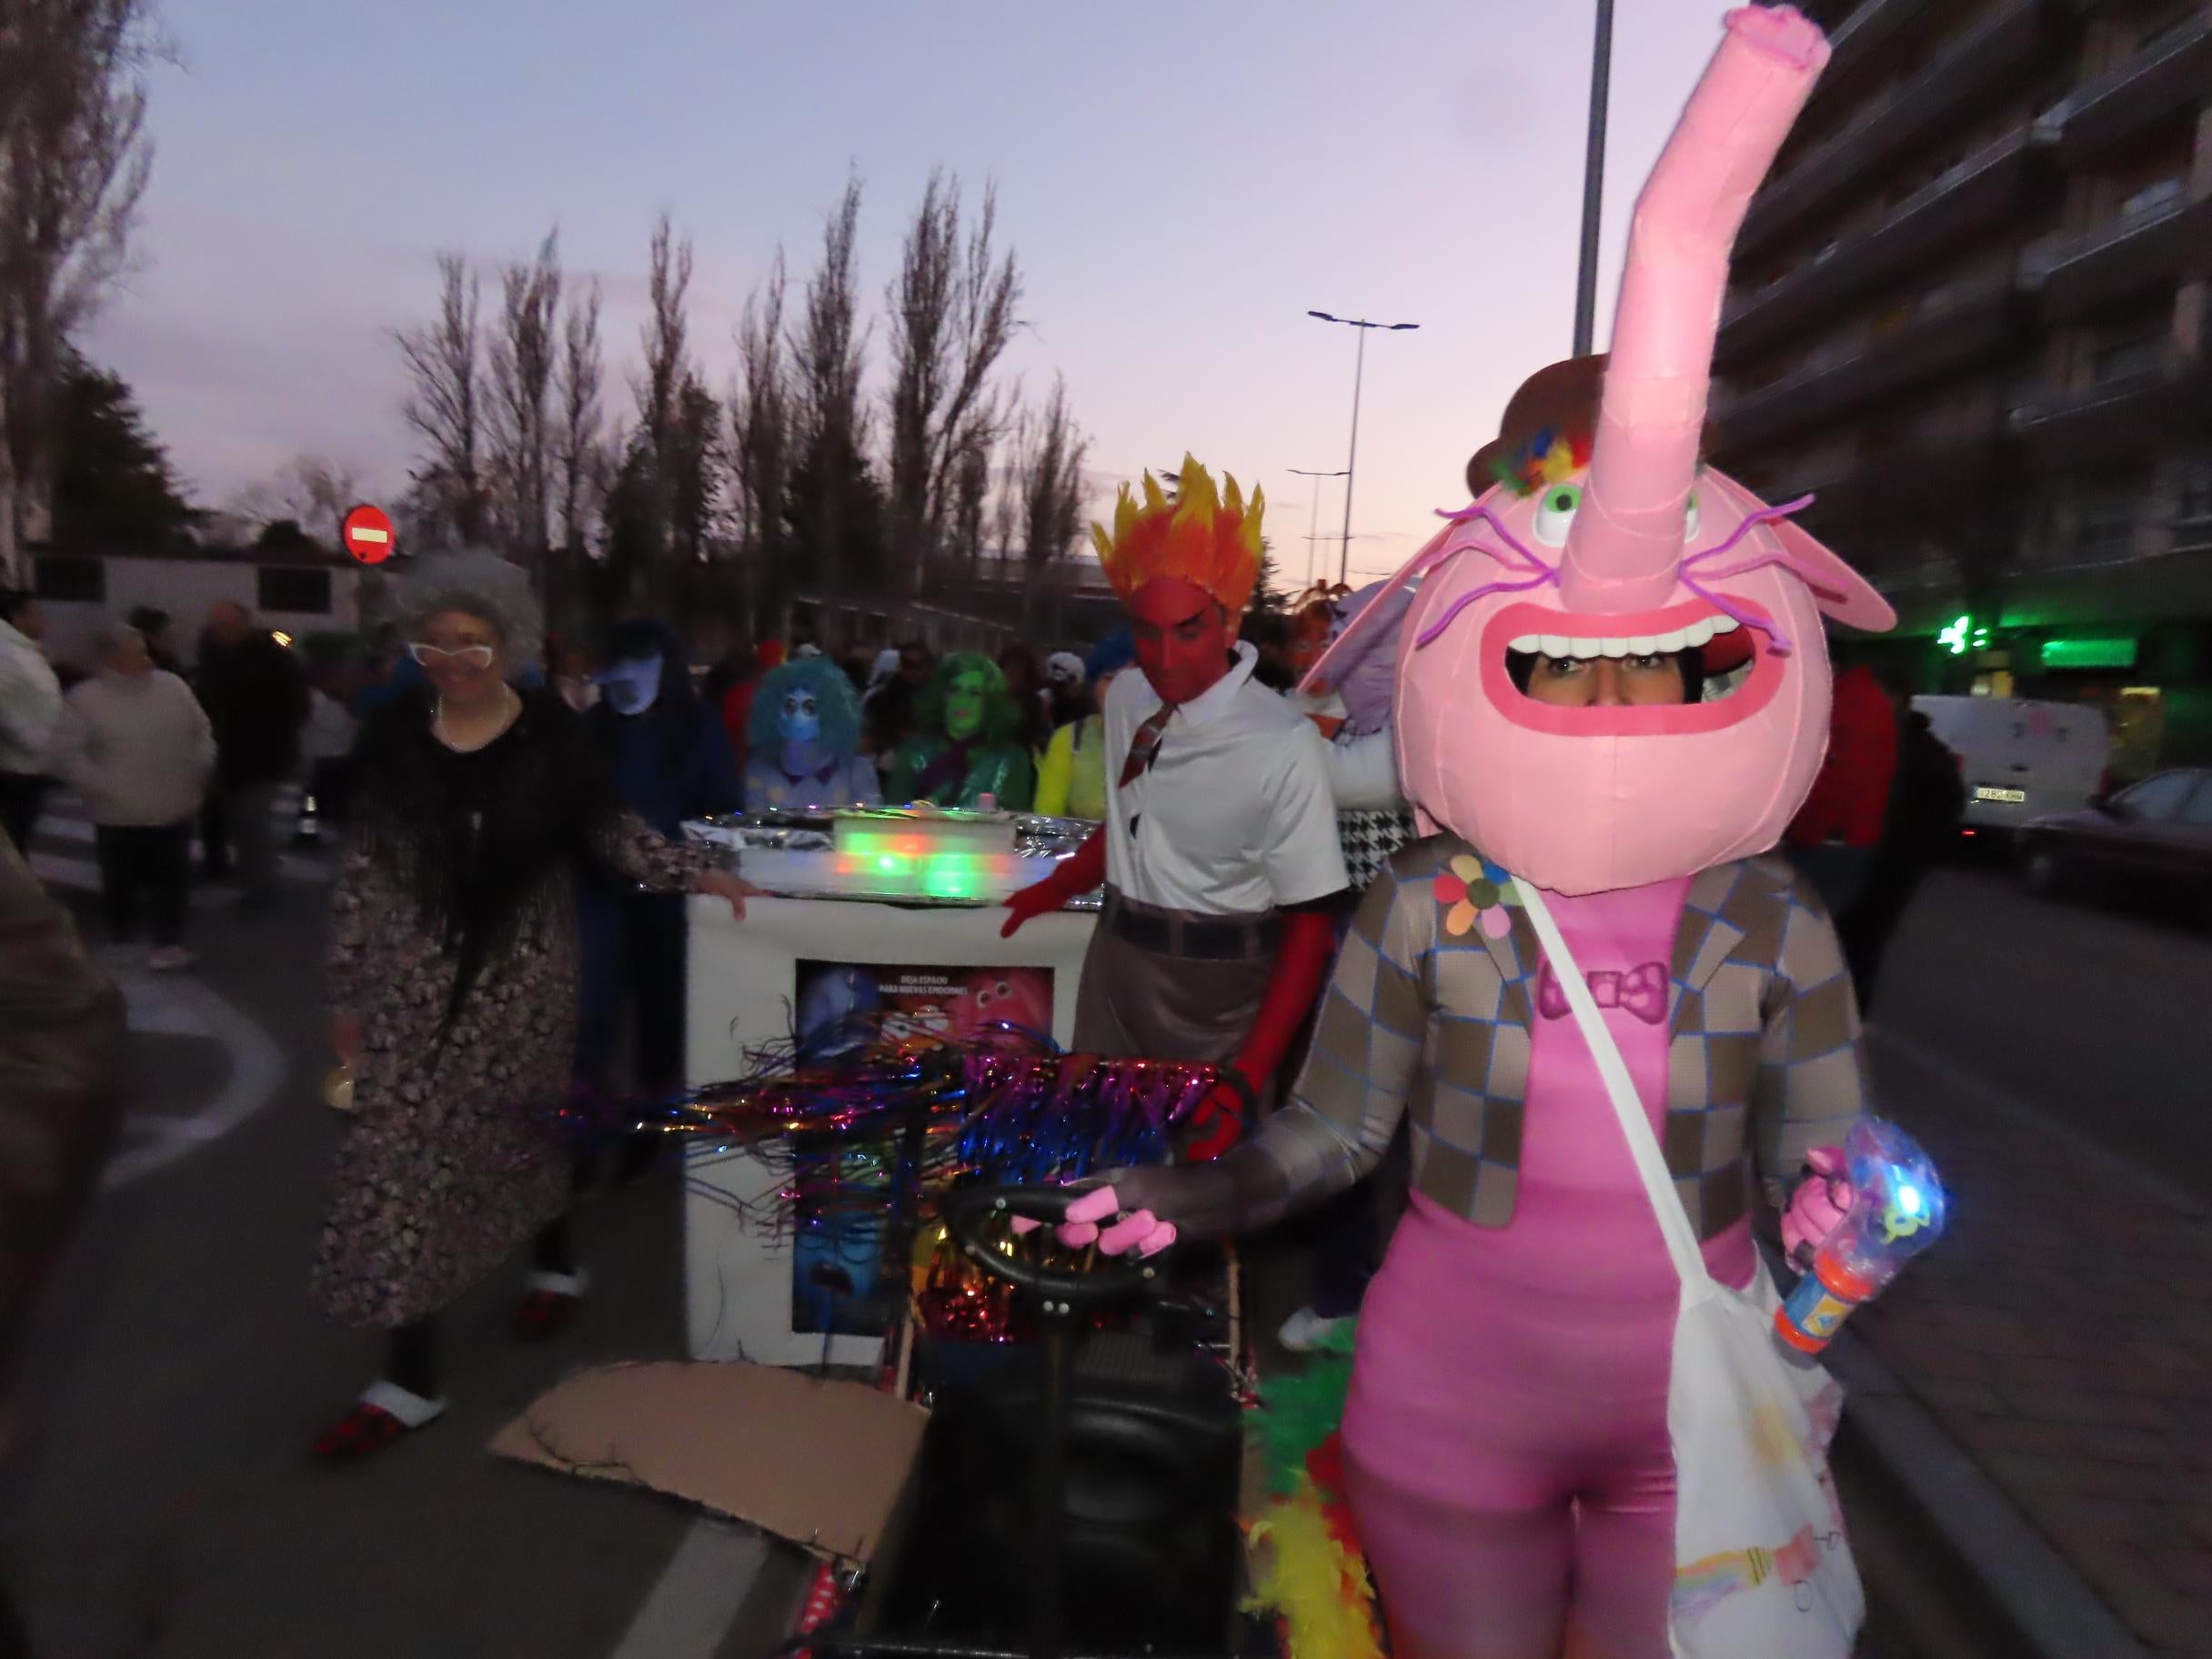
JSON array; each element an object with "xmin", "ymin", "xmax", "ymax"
[{"xmin": 577, "ymin": 618, "xmax": 741, "ymax": 1170}]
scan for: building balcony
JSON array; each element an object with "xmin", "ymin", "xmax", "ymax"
[
  {"xmin": 1715, "ymin": 266, "xmax": 2023, "ymax": 445},
  {"xmin": 2034, "ymin": 12, "xmax": 2212, "ymax": 166},
  {"xmin": 2009, "ymin": 347, "xmax": 2212, "ymax": 457},
  {"xmin": 1759, "ymin": 414, "xmax": 2011, "ymax": 534},
  {"xmin": 1822, "ymin": 0, "xmax": 1942, "ymax": 85},
  {"xmin": 1718, "ymin": 130, "xmax": 2045, "ymax": 362},
  {"xmin": 2022, "ymin": 188, "xmax": 2212, "ymax": 321},
  {"xmin": 1738, "ymin": 0, "xmax": 2067, "ymax": 259}
]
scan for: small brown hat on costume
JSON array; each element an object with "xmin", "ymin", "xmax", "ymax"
[
  {"xmin": 1465, "ymin": 353, "xmax": 1723, "ymax": 500},
  {"xmin": 1465, "ymin": 355, "xmax": 1609, "ymax": 499}
]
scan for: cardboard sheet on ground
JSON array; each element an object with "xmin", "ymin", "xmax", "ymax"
[{"xmin": 489, "ymin": 1359, "xmax": 927, "ymax": 1563}]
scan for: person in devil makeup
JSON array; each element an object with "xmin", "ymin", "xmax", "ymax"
[
  {"xmin": 1002, "ymin": 457, "xmax": 1349, "ymax": 1153},
  {"xmin": 1036, "ymin": 12, "xmax": 1899, "ymax": 1657}
]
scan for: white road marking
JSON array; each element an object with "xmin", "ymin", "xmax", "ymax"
[
  {"xmin": 608, "ymin": 1517, "xmax": 773, "ymax": 1659},
  {"xmin": 101, "ymin": 969, "xmax": 286, "ymax": 1190}
]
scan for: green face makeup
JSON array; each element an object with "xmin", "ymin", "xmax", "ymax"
[{"xmin": 946, "ymin": 672, "xmax": 990, "ymax": 740}]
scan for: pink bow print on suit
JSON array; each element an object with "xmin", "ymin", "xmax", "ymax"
[{"xmin": 1536, "ymin": 960, "xmax": 1669, "ymax": 1024}]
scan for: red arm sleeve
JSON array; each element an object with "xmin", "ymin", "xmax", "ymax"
[
  {"xmin": 1182, "ymin": 908, "xmax": 1337, "ymax": 1161},
  {"xmin": 999, "ymin": 826, "xmax": 1107, "ymax": 938}
]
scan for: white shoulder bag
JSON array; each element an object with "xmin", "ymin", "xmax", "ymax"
[{"xmin": 1516, "ymin": 881, "xmax": 1864, "ymax": 1659}]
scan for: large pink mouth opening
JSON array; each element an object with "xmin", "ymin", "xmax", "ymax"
[{"xmin": 1478, "ymin": 597, "xmax": 1783, "ymax": 737}]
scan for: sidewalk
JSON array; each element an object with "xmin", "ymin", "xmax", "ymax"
[{"xmin": 1858, "ymin": 1026, "xmax": 2212, "ymax": 1657}]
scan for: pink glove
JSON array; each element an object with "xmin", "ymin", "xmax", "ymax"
[
  {"xmin": 1058, "ymin": 1184, "xmax": 1177, "ymax": 1257},
  {"xmin": 1782, "ymin": 1145, "xmax": 1853, "ymax": 1262}
]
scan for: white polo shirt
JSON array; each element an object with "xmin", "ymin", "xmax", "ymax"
[{"xmin": 1102, "ymin": 642, "xmax": 1350, "ymax": 917}]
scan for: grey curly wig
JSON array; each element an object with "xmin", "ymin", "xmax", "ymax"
[{"xmin": 397, "ymin": 549, "xmax": 543, "ymax": 678}]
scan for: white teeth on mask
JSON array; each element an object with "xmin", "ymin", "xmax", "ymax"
[{"xmin": 1512, "ymin": 617, "xmax": 1736, "ymax": 659}]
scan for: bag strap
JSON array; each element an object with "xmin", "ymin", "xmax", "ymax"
[{"xmin": 1515, "ymin": 881, "xmax": 1712, "ymax": 1296}]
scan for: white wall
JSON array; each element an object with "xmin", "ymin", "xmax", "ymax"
[{"xmin": 36, "ymin": 554, "xmax": 361, "ymax": 672}]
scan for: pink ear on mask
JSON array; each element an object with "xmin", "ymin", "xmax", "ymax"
[
  {"xmin": 1697, "ymin": 469, "xmax": 1894, "ymax": 633},
  {"xmin": 1297, "ymin": 519, "xmax": 1462, "ymax": 698}
]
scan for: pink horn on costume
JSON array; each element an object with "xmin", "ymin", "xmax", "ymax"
[{"xmin": 1560, "ymin": 5, "xmax": 1833, "ymax": 616}]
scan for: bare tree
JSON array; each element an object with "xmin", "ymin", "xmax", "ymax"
[
  {"xmin": 228, "ymin": 453, "xmax": 361, "ymax": 538},
  {"xmin": 0, "ymin": 0, "xmax": 161, "ymax": 576},
  {"xmin": 729, "ymin": 251, "xmax": 792, "ymax": 640},
  {"xmin": 631, "ymin": 211, "xmax": 695, "ymax": 611},
  {"xmin": 788, "ymin": 176, "xmax": 872, "ymax": 612},
  {"xmin": 395, "ymin": 252, "xmax": 487, "ymax": 543},
  {"xmin": 1010, "ymin": 377, "xmax": 1088, "ymax": 634},
  {"xmin": 885, "ymin": 170, "xmax": 1022, "ymax": 600},
  {"xmin": 487, "ymin": 226, "xmax": 561, "ymax": 569},
  {"xmin": 554, "ymin": 276, "xmax": 605, "ymax": 558}
]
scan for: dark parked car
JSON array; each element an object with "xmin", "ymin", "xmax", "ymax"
[{"xmin": 2019, "ymin": 768, "xmax": 2212, "ymax": 922}]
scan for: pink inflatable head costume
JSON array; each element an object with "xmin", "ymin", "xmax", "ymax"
[{"xmin": 1308, "ymin": 5, "xmax": 1895, "ymax": 897}]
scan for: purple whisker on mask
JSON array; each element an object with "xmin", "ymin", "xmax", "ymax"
[
  {"xmin": 1434, "ymin": 503, "xmax": 1556, "ymax": 574},
  {"xmin": 1680, "ymin": 495, "xmax": 1815, "ymax": 572},
  {"xmin": 1681, "ymin": 573, "xmax": 1794, "ymax": 657},
  {"xmin": 1413, "ymin": 564, "xmax": 1564, "ymax": 650}
]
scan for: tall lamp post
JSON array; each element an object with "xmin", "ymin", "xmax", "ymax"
[
  {"xmin": 1572, "ymin": 0, "xmax": 1616, "ymax": 357},
  {"xmin": 1307, "ymin": 311, "xmax": 1419, "ymax": 585},
  {"xmin": 1286, "ymin": 468, "xmax": 1349, "ymax": 587}
]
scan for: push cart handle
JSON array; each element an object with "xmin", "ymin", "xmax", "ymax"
[{"xmin": 940, "ymin": 1185, "xmax": 1169, "ymax": 1308}]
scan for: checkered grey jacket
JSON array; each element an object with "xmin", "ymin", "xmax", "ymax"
[{"xmin": 1227, "ymin": 835, "xmax": 1868, "ymax": 1241}]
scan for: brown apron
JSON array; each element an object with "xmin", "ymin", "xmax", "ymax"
[{"xmin": 1073, "ymin": 889, "xmax": 1280, "ymax": 1087}]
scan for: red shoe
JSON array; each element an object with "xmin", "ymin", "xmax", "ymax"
[
  {"xmin": 512, "ymin": 1269, "xmax": 588, "ymax": 1342},
  {"xmin": 313, "ymin": 1382, "xmax": 446, "ymax": 1463}
]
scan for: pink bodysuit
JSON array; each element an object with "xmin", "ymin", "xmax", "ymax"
[{"xmin": 1341, "ymin": 878, "xmax": 1755, "ymax": 1659}]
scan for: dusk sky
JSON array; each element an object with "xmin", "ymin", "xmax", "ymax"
[{"xmin": 87, "ymin": 0, "xmax": 1736, "ymax": 588}]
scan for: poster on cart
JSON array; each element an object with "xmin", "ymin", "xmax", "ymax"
[
  {"xmin": 787, "ymin": 960, "xmax": 1056, "ymax": 1344},
  {"xmin": 683, "ymin": 896, "xmax": 1096, "ymax": 1364}
]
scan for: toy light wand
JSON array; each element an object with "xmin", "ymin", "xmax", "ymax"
[{"xmin": 1777, "ymin": 1118, "xmax": 1946, "ymax": 1355}]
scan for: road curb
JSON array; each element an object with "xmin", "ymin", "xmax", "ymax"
[{"xmin": 1829, "ymin": 1329, "xmax": 2148, "ymax": 1659}]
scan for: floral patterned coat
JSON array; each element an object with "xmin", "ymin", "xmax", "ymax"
[{"xmin": 313, "ymin": 691, "xmax": 721, "ymax": 1329}]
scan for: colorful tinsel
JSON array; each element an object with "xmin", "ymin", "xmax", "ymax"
[{"xmin": 1242, "ymin": 1321, "xmax": 1388, "ymax": 1659}]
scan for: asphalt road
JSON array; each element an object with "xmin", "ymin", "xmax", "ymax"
[{"xmin": 2, "ymin": 856, "xmax": 2201, "ymax": 1659}]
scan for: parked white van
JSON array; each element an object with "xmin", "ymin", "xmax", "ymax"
[{"xmin": 1910, "ymin": 696, "xmax": 2112, "ymax": 838}]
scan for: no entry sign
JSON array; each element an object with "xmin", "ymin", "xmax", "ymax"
[{"xmin": 339, "ymin": 503, "xmax": 395, "ymax": 565}]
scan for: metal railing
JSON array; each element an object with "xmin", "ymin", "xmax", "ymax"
[
  {"xmin": 2019, "ymin": 186, "xmax": 2195, "ymax": 281},
  {"xmin": 1723, "ymin": 131, "xmax": 2035, "ymax": 329},
  {"xmin": 2033, "ymin": 11, "xmax": 2211, "ymax": 136},
  {"xmin": 1744, "ymin": 0, "xmax": 2051, "ymax": 247}
]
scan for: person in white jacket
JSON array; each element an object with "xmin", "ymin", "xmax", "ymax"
[
  {"xmin": 52, "ymin": 625, "xmax": 216, "ymax": 970},
  {"xmin": 0, "ymin": 590, "xmax": 63, "ymax": 854}
]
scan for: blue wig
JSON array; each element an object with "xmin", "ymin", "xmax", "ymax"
[
  {"xmin": 1084, "ymin": 628, "xmax": 1135, "ymax": 685},
  {"xmin": 749, "ymin": 656, "xmax": 864, "ymax": 759}
]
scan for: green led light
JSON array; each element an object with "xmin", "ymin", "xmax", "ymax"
[
  {"xmin": 1937, "ymin": 615, "xmax": 1972, "ymax": 656},
  {"xmin": 2040, "ymin": 636, "xmax": 2137, "ymax": 670}
]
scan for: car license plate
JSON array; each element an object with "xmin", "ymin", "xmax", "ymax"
[{"xmin": 1974, "ymin": 787, "xmax": 2027, "ymax": 804}]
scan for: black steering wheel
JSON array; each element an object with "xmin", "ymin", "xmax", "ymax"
[{"xmin": 940, "ymin": 1184, "xmax": 1170, "ymax": 1310}]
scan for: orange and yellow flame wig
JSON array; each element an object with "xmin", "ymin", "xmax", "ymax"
[{"xmin": 1090, "ymin": 455, "xmax": 1266, "ymax": 616}]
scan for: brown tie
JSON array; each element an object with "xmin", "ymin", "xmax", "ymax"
[{"xmin": 1117, "ymin": 704, "xmax": 1174, "ymax": 789}]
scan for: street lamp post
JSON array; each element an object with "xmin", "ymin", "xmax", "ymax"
[
  {"xmin": 1286, "ymin": 468, "xmax": 1349, "ymax": 586},
  {"xmin": 1307, "ymin": 312, "xmax": 1419, "ymax": 586},
  {"xmin": 1573, "ymin": 0, "xmax": 1616, "ymax": 357}
]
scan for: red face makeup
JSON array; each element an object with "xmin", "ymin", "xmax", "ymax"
[{"xmin": 1128, "ymin": 577, "xmax": 1235, "ymax": 707}]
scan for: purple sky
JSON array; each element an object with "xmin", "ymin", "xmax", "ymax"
[{"xmin": 88, "ymin": 0, "xmax": 1734, "ymax": 588}]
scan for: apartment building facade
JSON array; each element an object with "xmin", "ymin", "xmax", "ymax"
[{"xmin": 1711, "ymin": 0, "xmax": 2212, "ymax": 771}]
